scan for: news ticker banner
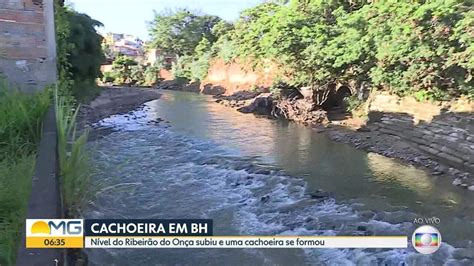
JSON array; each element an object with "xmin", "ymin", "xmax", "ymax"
[{"xmin": 26, "ymin": 219, "xmax": 407, "ymax": 249}]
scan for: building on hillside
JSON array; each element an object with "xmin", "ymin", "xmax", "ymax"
[{"xmin": 102, "ymin": 32, "xmax": 145, "ymax": 62}]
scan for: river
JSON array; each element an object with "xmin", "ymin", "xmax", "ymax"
[{"xmin": 85, "ymin": 90, "xmax": 474, "ymax": 265}]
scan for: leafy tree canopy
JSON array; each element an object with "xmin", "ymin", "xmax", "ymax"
[
  {"xmin": 147, "ymin": 0, "xmax": 473, "ymax": 100},
  {"xmin": 55, "ymin": 1, "xmax": 105, "ymax": 101},
  {"xmin": 66, "ymin": 12, "xmax": 105, "ymax": 83},
  {"xmin": 148, "ymin": 9, "xmax": 222, "ymax": 56},
  {"xmin": 210, "ymin": 0, "xmax": 473, "ymax": 100}
]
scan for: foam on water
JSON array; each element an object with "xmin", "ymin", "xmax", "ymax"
[{"xmin": 85, "ymin": 104, "xmax": 464, "ymax": 265}]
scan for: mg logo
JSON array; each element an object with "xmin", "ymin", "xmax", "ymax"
[{"xmin": 28, "ymin": 219, "xmax": 83, "ymax": 236}]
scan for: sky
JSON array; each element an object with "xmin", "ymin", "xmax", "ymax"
[{"xmin": 67, "ymin": 0, "xmax": 263, "ymax": 40}]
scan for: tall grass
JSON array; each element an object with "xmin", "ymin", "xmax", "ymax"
[
  {"xmin": 0, "ymin": 79, "xmax": 50, "ymax": 265},
  {"xmin": 0, "ymin": 157, "xmax": 35, "ymax": 265},
  {"xmin": 0, "ymin": 80, "xmax": 50, "ymax": 161},
  {"xmin": 55, "ymin": 89, "xmax": 91, "ymax": 216}
]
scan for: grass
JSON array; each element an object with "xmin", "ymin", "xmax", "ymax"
[
  {"xmin": 0, "ymin": 79, "xmax": 50, "ymax": 265},
  {"xmin": 55, "ymin": 88, "xmax": 91, "ymax": 216},
  {"xmin": 0, "ymin": 79, "xmax": 93, "ymax": 263},
  {"xmin": 0, "ymin": 82, "xmax": 50, "ymax": 161},
  {"xmin": 0, "ymin": 157, "xmax": 35, "ymax": 265}
]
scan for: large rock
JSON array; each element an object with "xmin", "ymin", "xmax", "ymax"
[
  {"xmin": 238, "ymin": 93, "xmax": 273, "ymax": 115},
  {"xmin": 201, "ymin": 84, "xmax": 226, "ymax": 95}
]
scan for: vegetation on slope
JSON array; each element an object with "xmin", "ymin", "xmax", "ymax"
[{"xmin": 149, "ymin": 0, "xmax": 473, "ymax": 102}]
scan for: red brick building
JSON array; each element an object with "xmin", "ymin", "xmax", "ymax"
[{"xmin": 0, "ymin": 0, "xmax": 57, "ymax": 92}]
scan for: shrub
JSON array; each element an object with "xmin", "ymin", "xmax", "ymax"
[
  {"xmin": 112, "ymin": 55, "xmax": 138, "ymax": 85},
  {"xmin": 343, "ymin": 95, "xmax": 363, "ymax": 113},
  {"xmin": 171, "ymin": 55, "xmax": 193, "ymax": 80},
  {"xmin": 55, "ymin": 1, "xmax": 105, "ymax": 101},
  {"xmin": 102, "ymin": 71, "xmax": 117, "ymax": 83}
]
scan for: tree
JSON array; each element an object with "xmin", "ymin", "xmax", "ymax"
[
  {"xmin": 112, "ymin": 56, "xmax": 138, "ymax": 84},
  {"xmin": 66, "ymin": 12, "xmax": 105, "ymax": 83},
  {"xmin": 148, "ymin": 9, "xmax": 222, "ymax": 56},
  {"xmin": 55, "ymin": 1, "xmax": 105, "ymax": 101},
  {"xmin": 221, "ymin": 0, "xmax": 473, "ymax": 101}
]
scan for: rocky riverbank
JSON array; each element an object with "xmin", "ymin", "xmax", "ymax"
[{"xmin": 213, "ymin": 90, "xmax": 473, "ymax": 191}]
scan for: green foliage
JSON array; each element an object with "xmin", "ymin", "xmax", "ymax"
[
  {"xmin": 143, "ymin": 63, "xmax": 161, "ymax": 86},
  {"xmin": 55, "ymin": 88, "xmax": 91, "ymax": 215},
  {"xmin": 0, "ymin": 79, "xmax": 50, "ymax": 265},
  {"xmin": 54, "ymin": 0, "xmax": 74, "ymax": 97},
  {"xmin": 343, "ymin": 95, "xmax": 363, "ymax": 112},
  {"xmin": 211, "ymin": 20, "xmax": 234, "ymax": 39},
  {"xmin": 55, "ymin": 1, "xmax": 105, "ymax": 102},
  {"xmin": 112, "ymin": 55, "xmax": 138, "ymax": 84},
  {"xmin": 105, "ymin": 60, "xmax": 160, "ymax": 87},
  {"xmin": 130, "ymin": 65, "xmax": 146, "ymax": 85},
  {"xmin": 188, "ymin": 55, "xmax": 211, "ymax": 81},
  {"xmin": 0, "ymin": 156, "xmax": 35, "ymax": 265},
  {"xmin": 171, "ymin": 55, "xmax": 193, "ymax": 80},
  {"xmin": 66, "ymin": 12, "xmax": 105, "ymax": 84},
  {"xmin": 171, "ymin": 40, "xmax": 212, "ymax": 81},
  {"xmin": 102, "ymin": 71, "xmax": 117, "ymax": 83},
  {"xmin": 188, "ymin": 38, "xmax": 212, "ymax": 80},
  {"xmin": 0, "ymin": 81, "xmax": 50, "ymax": 160},
  {"xmin": 212, "ymin": 37, "xmax": 237, "ymax": 63},
  {"xmin": 208, "ymin": 0, "xmax": 473, "ymax": 101},
  {"xmin": 149, "ymin": 9, "xmax": 222, "ymax": 56},
  {"xmin": 364, "ymin": 1, "xmax": 472, "ymax": 98},
  {"xmin": 148, "ymin": 9, "xmax": 226, "ymax": 81},
  {"xmin": 71, "ymin": 80, "xmax": 102, "ymax": 103}
]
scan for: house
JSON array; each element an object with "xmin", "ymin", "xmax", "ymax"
[{"xmin": 103, "ymin": 33, "xmax": 145, "ymax": 61}]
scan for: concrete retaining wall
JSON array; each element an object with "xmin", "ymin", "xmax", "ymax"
[
  {"xmin": 16, "ymin": 106, "xmax": 64, "ymax": 266},
  {"xmin": 0, "ymin": 0, "xmax": 57, "ymax": 92},
  {"xmin": 367, "ymin": 94, "xmax": 474, "ymax": 173}
]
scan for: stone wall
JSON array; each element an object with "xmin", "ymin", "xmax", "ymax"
[
  {"xmin": 0, "ymin": 0, "xmax": 57, "ymax": 92},
  {"xmin": 367, "ymin": 93, "xmax": 474, "ymax": 173}
]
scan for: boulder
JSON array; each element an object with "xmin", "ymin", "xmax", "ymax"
[
  {"xmin": 201, "ymin": 84, "xmax": 226, "ymax": 95},
  {"xmin": 238, "ymin": 93, "xmax": 273, "ymax": 115}
]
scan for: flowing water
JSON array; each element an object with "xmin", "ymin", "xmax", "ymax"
[{"xmin": 85, "ymin": 90, "xmax": 474, "ymax": 265}]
